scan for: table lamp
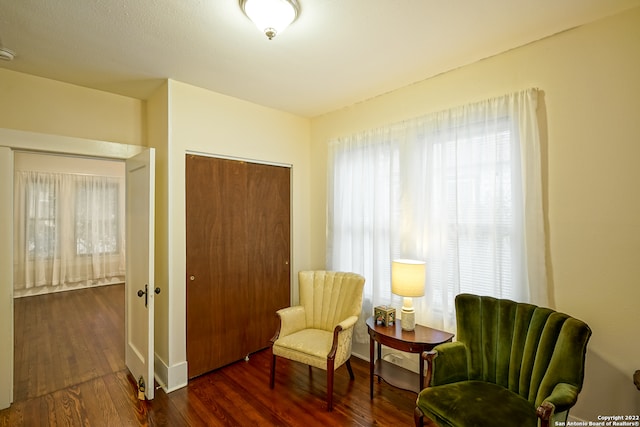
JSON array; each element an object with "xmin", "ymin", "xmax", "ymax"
[{"xmin": 391, "ymin": 259, "xmax": 425, "ymax": 331}]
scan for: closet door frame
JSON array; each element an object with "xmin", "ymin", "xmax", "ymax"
[{"xmin": 185, "ymin": 151, "xmax": 292, "ymax": 378}]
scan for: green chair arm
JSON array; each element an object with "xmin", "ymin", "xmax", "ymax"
[
  {"xmin": 424, "ymin": 341, "xmax": 469, "ymax": 387},
  {"xmin": 536, "ymin": 382, "xmax": 580, "ymax": 421}
]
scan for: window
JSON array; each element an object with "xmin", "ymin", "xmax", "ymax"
[
  {"xmin": 327, "ymin": 89, "xmax": 547, "ymax": 336},
  {"xmin": 26, "ymin": 179, "xmax": 58, "ymax": 259},
  {"xmin": 14, "ymin": 171, "xmax": 125, "ymax": 291},
  {"xmin": 428, "ymin": 121, "xmax": 515, "ymax": 308},
  {"xmin": 75, "ymin": 181, "xmax": 120, "ymax": 255}
]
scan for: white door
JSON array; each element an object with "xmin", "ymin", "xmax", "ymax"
[{"xmin": 125, "ymin": 148, "xmax": 156, "ymax": 399}]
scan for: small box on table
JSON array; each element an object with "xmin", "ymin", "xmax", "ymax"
[{"xmin": 374, "ymin": 305, "xmax": 396, "ymax": 326}]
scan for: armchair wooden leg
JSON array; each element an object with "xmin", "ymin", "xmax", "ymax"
[
  {"xmin": 327, "ymin": 359, "xmax": 335, "ymax": 411},
  {"xmin": 270, "ymin": 353, "xmax": 276, "ymax": 389},
  {"xmin": 414, "ymin": 406, "xmax": 425, "ymax": 427},
  {"xmin": 346, "ymin": 358, "xmax": 355, "ymax": 380}
]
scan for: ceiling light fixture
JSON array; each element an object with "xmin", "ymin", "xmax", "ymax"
[{"xmin": 241, "ymin": 0, "xmax": 299, "ymax": 40}]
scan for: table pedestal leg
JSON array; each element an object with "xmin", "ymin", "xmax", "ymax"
[
  {"xmin": 369, "ymin": 336, "xmax": 374, "ymax": 398},
  {"xmin": 419, "ymin": 352, "xmax": 424, "ymax": 392}
]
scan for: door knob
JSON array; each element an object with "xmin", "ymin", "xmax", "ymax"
[
  {"xmin": 137, "ymin": 284, "xmax": 150, "ymax": 307},
  {"xmin": 155, "ymin": 287, "xmax": 161, "ymax": 294}
]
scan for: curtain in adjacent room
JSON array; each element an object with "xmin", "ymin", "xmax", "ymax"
[
  {"xmin": 327, "ymin": 89, "xmax": 547, "ymax": 342},
  {"xmin": 13, "ymin": 171, "xmax": 125, "ymax": 293}
]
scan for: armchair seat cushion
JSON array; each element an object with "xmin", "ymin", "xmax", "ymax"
[
  {"xmin": 417, "ymin": 380, "xmax": 537, "ymax": 427},
  {"xmin": 272, "ymin": 329, "xmax": 333, "ymax": 370}
]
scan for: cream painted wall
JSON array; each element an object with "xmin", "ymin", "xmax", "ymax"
[
  {"xmin": 145, "ymin": 82, "xmax": 176, "ymax": 390},
  {"xmin": 311, "ymin": 6, "xmax": 640, "ymax": 419},
  {"xmin": 162, "ymin": 80, "xmax": 312, "ymax": 389},
  {"xmin": 0, "ymin": 68, "xmax": 145, "ymax": 145},
  {"xmin": 14, "ymin": 152, "xmax": 125, "ymax": 176}
]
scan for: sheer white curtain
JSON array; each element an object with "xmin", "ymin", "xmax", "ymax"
[
  {"xmin": 14, "ymin": 171, "xmax": 126, "ymax": 293},
  {"xmin": 327, "ymin": 89, "xmax": 547, "ymax": 342}
]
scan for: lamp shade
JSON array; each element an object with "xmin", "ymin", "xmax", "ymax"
[
  {"xmin": 391, "ymin": 259, "xmax": 425, "ymax": 297},
  {"xmin": 241, "ymin": 0, "xmax": 298, "ymax": 40}
]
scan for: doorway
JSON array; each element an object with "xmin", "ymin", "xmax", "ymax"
[
  {"xmin": 0, "ymin": 129, "xmax": 147, "ymax": 409},
  {"xmin": 12, "ymin": 152, "xmax": 126, "ymax": 401}
]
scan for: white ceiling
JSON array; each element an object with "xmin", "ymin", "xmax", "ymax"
[{"xmin": 1, "ymin": 0, "xmax": 639, "ymax": 117}]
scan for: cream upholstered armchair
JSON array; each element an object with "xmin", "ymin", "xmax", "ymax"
[{"xmin": 269, "ymin": 270, "xmax": 365, "ymax": 411}]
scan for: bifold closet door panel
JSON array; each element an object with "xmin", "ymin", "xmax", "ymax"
[{"xmin": 245, "ymin": 161, "xmax": 291, "ymax": 357}]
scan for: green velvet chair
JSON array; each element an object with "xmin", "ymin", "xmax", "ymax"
[{"xmin": 414, "ymin": 293, "xmax": 591, "ymax": 427}]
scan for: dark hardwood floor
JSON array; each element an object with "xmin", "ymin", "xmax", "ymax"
[
  {"xmin": 12, "ymin": 284, "xmax": 126, "ymax": 402},
  {"xmin": 2, "ymin": 284, "xmax": 429, "ymax": 426}
]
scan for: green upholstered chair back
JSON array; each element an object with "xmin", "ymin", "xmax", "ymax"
[
  {"xmin": 455, "ymin": 293, "xmax": 592, "ymax": 408},
  {"xmin": 299, "ymin": 271, "xmax": 365, "ymax": 332}
]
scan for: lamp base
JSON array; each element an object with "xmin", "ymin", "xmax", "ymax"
[{"xmin": 400, "ymin": 308, "xmax": 416, "ymax": 331}]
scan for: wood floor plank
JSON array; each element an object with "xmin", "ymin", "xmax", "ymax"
[
  {"xmin": 75, "ymin": 375, "xmax": 122, "ymax": 426},
  {"xmin": 13, "ymin": 284, "xmax": 126, "ymax": 401},
  {"xmin": 157, "ymin": 386, "xmax": 215, "ymax": 426}
]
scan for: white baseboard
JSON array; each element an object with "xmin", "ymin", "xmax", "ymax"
[
  {"xmin": 352, "ymin": 350, "xmax": 368, "ymax": 361},
  {"xmin": 355, "ymin": 347, "xmax": 422, "ymax": 373},
  {"xmin": 154, "ymin": 354, "xmax": 188, "ymax": 394}
]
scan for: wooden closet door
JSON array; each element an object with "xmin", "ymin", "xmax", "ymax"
[{"xmin": 186, "ymin": 155, "xmax": 290, "ymax": 378}]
